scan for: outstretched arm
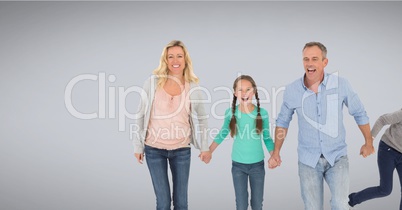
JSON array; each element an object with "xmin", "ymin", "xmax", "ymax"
[{"xmin": 200, "ymin": 109, "xmax": 231, "ymax": 164}]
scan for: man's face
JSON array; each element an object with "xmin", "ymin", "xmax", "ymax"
[{"xmin": 303, "ymin": 46, "xmax": 328, "ymax": 83}]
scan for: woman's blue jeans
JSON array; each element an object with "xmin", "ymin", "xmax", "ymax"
[
  {"xmin": 231, "ymin": 160, "xmax": 265, "ymax": 210},
  {"xmin": 349, "ymin": 140, "xmax": 402, "ymax": 209},
  {"xmin": 145, "ymin": 145, "xmax": 191, "ymax": 210}
]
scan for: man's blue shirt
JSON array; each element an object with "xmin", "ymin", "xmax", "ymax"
[{"xmin": 276, "ymin": 72, "xmax": 369, "ymax": 168}]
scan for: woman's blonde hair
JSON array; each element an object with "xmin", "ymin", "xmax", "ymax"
[{"xmin": 153, "ymin": 40, "xmax": 199, "ymax": 87}]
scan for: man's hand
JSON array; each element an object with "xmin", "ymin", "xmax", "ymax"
[
  {"xmin": 268, "ymin": 152, "xmax": 282, "ymax": 169},
  {"xmin": 360, "ymin": 144, "xmax": 375, "ymax": 158}
]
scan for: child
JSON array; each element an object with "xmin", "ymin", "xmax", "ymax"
[
  {"xmin": 209, "ymin": 75, "xmax": 274, "ymax": 210},
  {"xmin": 349, "ymin": 108, "xmax": 402, "ymax": 209}
]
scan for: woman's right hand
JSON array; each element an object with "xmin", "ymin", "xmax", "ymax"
[{"xmin": 134, "ymin": 153, "xmax": 144, "ymax": 164}]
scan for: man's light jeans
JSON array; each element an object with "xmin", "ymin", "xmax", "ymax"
[{"xmin": 298, "ymin": 155, "xmax": 349, "ymax": 210}]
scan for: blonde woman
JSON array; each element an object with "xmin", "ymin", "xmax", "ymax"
[{"xmin": 133, "ymin": 40, "xmax": 210, "ymax": 210}]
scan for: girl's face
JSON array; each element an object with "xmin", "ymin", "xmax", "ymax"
[
  {"xmin": 166, "ymin": 46, "xmax": 185, "ymax": 76},
  {"xmin": 234, "ymin": 79, "xmax": 255, "ymax": 105}
]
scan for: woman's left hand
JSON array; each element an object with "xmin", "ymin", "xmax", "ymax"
[{"xmin": 199, "ymin": 151, "xmax": 212, "ymax": 164}]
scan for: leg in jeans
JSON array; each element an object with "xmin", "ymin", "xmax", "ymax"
[
  {"xmin": 145, "ymin": 145, "xmax": 171, "ymax": 210},
  {"xmin": 249, "ymin": 160, "xmax": 265, "ymax": 210},
  {"xmin": 349, "ymin": 141, "xmax": 395, "ymax": 207},
  {"xmin": 169, "ymin": 147, "xmax": 191, "ymax": 210},
  {"xmin": 394, "ymin": 152, "xmax": 402, "ymax": 210},
  {"xmin": 325, "ymin": 156, "xmax": 349, "ymax": 210},
  {"xmin": 232, "ymin": 161, "xmax": 249, "ymax": 210},
  {"xmin": 298, "ymin": 159, "xmax": 324, "ymax": 210}
]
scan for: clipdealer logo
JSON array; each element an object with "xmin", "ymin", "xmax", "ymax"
[
  {"xmin": 63, "ymin": 72, "xmax": 314, "ymax": 139},
  {"xmin": 64, "ymin": 72, "xmax": 142, "ymax": 132}
]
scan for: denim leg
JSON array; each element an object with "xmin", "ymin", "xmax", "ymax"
[
  {"xmin": 249, "ymin": 161, "xmax": 265, "ymax": 210},
  {"xmin": 395, "ymin": 152, "xmax": 402, "ymax": 210},
  {"xmin": 325, "ymin": 156, "xmax": 349, "ymax": 210},
  {"xmin": 145, "ymin": 145, "xmax": 171, "ymax": 210},
  {"xmin": 349, "ymin": 141, "xmax": 395, "ymax": 207},
  {"xmin": 232, "ymin": 161, "xmax": 249, "ymax": 210},
  {"xmin": 169, "ymin": 147, "xmax": 191, "ymax": 210},
  {"xmin": 395, "ymin": 157, "xmax": 402, "ymax": 210},
  {"xmin": 298, "ymin": 160, "xmax": 324, "ymax": 210}
]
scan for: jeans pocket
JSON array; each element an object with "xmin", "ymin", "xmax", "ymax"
[{"xmin": 378, "ymin": 141, "xmax": 391, "ymax": 152}]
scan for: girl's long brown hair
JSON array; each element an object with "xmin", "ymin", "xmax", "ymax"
[{"xmin": 229, "ymin": 75, "xmax": 262, "ymax": 137}]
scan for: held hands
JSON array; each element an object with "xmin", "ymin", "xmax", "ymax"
[
  {"xmin": 200, "ymin": 143, "xmax": 216, "ymax": 164},
  {"xmin": 134, "ymin": 151, "xmax": 212, "ymax": 164},
  {"xmin": 360, "ymin": 136, "xmax": 375, "ymax": 158},
  {"xmin": 268, "ymin": 152, "xmax": 282, "ymax": 169},
  {"xmin": 360, "ymin": 143, "xmax": 375, "ymax": 158},
  {"xmin": 199, "ymin": 151, "xmax": 212, "ymax": 164},
  {"xmin": 134, "ymin": 153, "xmax": 144, "ymax": 164}
]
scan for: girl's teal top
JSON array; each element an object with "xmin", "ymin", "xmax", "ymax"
[{"xmin": 214, "ymin": 105, "xmax": 274, "ymax": 164}]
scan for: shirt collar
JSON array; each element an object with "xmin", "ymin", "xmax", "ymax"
[{"xmin": 300, "ymin": 72, "xmax": 329, "ymax": 90}]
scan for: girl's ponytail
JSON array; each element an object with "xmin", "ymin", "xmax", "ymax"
[
  {"xmin": 255, "ymin": 91, "xmax": 262, "ymax": 134},
  {"xmin": 229, "ymin": 94, "xmax": 237, "ymax": 137}
]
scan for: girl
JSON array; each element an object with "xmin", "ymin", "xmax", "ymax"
[{"xmin": 209, "ymin": 75, "xmax": 274, "ymax": 210}]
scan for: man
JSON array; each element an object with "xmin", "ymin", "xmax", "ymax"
[{"xmin": 268, "ymin": 42, "xmax": 375, "ymax": 210}]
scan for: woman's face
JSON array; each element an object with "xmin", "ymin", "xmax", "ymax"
[{"xmin": 166, "ymin": 46, "xmax": 185, "ymax": 76}]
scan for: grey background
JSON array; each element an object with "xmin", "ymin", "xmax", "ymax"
[{"xmin": 1, "ymin": 1, "xmax": 402, "ymax": 210}]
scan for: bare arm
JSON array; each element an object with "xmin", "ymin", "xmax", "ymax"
[
  {"xmin": 268, "ymin": 126, "xmax": 288, "ymax": 169},
  {"xmin": 202, "ymin": 109, "xmax": 231, "ymax": 164},
  {"xmin": 209, "ymin": 141, "xmax": 219, "ymax": 153}
]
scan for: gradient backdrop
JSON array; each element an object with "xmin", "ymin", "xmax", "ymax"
[{"xmin": 1, "ymin": 1, "xmax": 402, "ymax": 210}]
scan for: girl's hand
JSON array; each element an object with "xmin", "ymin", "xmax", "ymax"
[
  {"xmin": 199, "ymin": 151, "xmax": 212, "ymax": 164},
  {"xmin": 268, "ymin": 152, "xmax": 281, "ymax": 169},
  {"xmin": 268, "ymin": 158, "xmax": 278, "ymax": 169}
]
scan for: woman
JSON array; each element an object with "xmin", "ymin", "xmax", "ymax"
[
  {"xmin": 133, "ymin": 40, "xmax": 210, "ymax": 210},
  {"xmin": 349, "ymin": 108, "xmax": 402, "ymax": 209}
]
